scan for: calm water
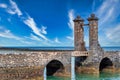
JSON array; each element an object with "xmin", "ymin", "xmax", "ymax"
[
  {"xmin": 1, "ymin": 46, "xmax": 120, "ymax": 51},
  {"xmin": 46, "ymin": 73, "xmax": 120, "ymax": 80},
  {"xmin": 0, "ymin": 47, "xmax": 120, "ymax": 54}
]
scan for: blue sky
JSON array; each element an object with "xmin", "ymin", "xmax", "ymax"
[{"xmin": 0, "ymin": 0, "xmax": 120, "ymax": 47}]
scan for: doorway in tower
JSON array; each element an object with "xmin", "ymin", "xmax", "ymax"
[{"xmin": 46, "ymin": 60, "xmax": 64, "ymax": 76}]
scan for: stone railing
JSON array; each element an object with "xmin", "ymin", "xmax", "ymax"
[{"xmin": 71, "ymin": 51, "xmax": 89, "ymax": 56}]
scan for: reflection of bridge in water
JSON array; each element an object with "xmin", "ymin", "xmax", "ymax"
[{"xmin": 0, "ymin": 14, "xmax": 120, "ymax": 80}]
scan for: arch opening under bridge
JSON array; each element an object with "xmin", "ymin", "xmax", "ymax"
[
  {"xmin": 99, "ymin": 57, "xmax": 113, "ymax": 72},
  {"xmin": 75, "ymin": 56, "xmax": 87, "ymax": 67},
  {"xmin": 46, "ymin": 60, "xmax": 64, "ymax": 76}
]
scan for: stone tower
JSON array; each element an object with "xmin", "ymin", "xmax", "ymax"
[
  {"xmin": 87, "ymin": 14, "xmax": 103, "ymax": 64},
  {"xmin": 87, "ymin": 14, "xmax": 99, "ymax": 50},
  {"xmin": 73, "ymin": 16, "xmax": 86, "ymax": 51}
]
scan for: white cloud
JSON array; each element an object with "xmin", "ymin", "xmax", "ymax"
[
  {"xmin": 7, "ymin": 0, "xmax": 22, "ymax": 16},
  {"xmin": 1, "ymin": 0, "xmax": 49, "ymax": 41},
  {"xmin": 67, "ymin": 9, "xmax": 75, "ymax": 44},
  {"xmin": 68, "ymin": 9, "xmax": 75, "ymax": 30},
  {"xmin": 40, "ymin": 26, "xmax": 47, "ymax": 34},
  {"xmin": 20, "ymin": 40, "xmax": 32, "ymax": 44},
  {"xmin": 54, "ymin": 37, "xmax": 61, "ymax": 43},
  {"xmin": 23, "ymin": 15, "xmax": 48, "ymax": 41},
  {"xmin": 30, "ymin": 34, "xmax": 41, "ymax": 41},
  {"xmin": 0, "ymin": 3, "xmax": 7, "ymax": 8},
  {"xmin": 106, "ymin": 24, "xmax": 120, "ymax": 42},
  {"xmin": 66, "ymin": 36, "xmax": 74, "ymax": 41},
  {"xmin": 96, "ymin": 0, "xmax": 120, "ymax": 27},
  {"xmin": 0, "ymin": 27, "xmax": 21, "ymax": 40},
  {"xmin": 94, "ymin": 0, "xmax": 120, "ymax": 46},
  {"xmin": 0, "ymin": 27, "xmax": 32, "ymax": 44}
]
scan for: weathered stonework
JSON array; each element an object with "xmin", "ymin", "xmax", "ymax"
[
  {"xmin": 74, "ymin": 14, "xmax": 120, "ymax": 74},
  {"xmin": 87, "ymin": 14, "xmax": 103, "ymax": 64},
  {"xmin": 0, "ymin": 50, "xmax": 73, "ymax": 79},
  {"xmin": 74, "ymin": 16, "xmax": 86, "ymax": 51},
  {"xmin": 0, "ymin": 14, "xmax": 120, "ymax": 79}
]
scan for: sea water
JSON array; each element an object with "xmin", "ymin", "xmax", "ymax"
[{"xmin": 47, "ymin": 73, "xmax": 120, "ymax": 80}]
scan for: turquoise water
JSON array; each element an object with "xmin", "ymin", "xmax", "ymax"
[
  {"xmin": 47, "ymin": 73, "xmax": 120, "ymax": 80},
  {"xmin": 76, "ymin": 73, "xmax": 120, "ymax": 80}
]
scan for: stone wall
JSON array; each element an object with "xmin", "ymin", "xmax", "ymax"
[
  {"xmin": 0, "ymin": 50, "xmax": 120, "ymax": 79},
  {"xmin": 0, "ymin": 50, "xmax": 72, "ymax": 79},
  {"xmin": 103, "ymin": 51, "xmax": 120, "ymax": 68},
  {"xmin": 0, "ymin": 66, "xmax": 43, "ymax": 80},
  {"xmin": 0, "ymin": 50, "xmax": 72, "ymax": 68}
]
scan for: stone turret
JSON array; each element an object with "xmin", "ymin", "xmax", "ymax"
[
  {"xmin": 87, "ymin": 14, "xmax": 103, "ymax": 65},
  {"xmin": 87, "ymin": 14, "xmax": 99, "ymax": 50},
  {"xmin": 73, "ymin": 16, "xmax": 86, "ymax": 51}
]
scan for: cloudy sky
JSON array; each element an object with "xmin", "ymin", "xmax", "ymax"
[{"xmin": 0, "ymin": 0, "xmax": 120, "ymax": 47}]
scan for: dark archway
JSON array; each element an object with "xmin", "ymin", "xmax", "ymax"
[
  {"xmin": 99, "ymin": 57, "xmax": 113, "ymax": 71},
  {"xmin": 75, "ymin": 56, "xmax": 87, "ymax": 67},
  {"xmin": 46, "ymin": 60, "xmax": 64, "ymax": 76}
]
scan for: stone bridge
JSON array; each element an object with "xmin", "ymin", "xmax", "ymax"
[
  {"xmin": 0, "ymin": 50, "xmax": 89, "ymax": 79},
  {"xmin": 0, "ymin": 50, "xmax": 89, "ymax": 68},
  {"xmin": 0, "ymin": 50, "xmax": 120, "ymax": 79},
  {"xmin": 0, "ymin": 14, "xmax": 120, "ymax": 80}
]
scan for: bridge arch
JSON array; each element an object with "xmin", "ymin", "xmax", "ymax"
[
  {"xmin": 99, "ymin": 57, "xmax": 113, "ymax": 72},
  {"xmin": 46, "ymin": 59, "xmax": 64, "ymax": 76},
  {"xmin": 75, "ymin": 56, "xmax": 87, "ymax": 67}
]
